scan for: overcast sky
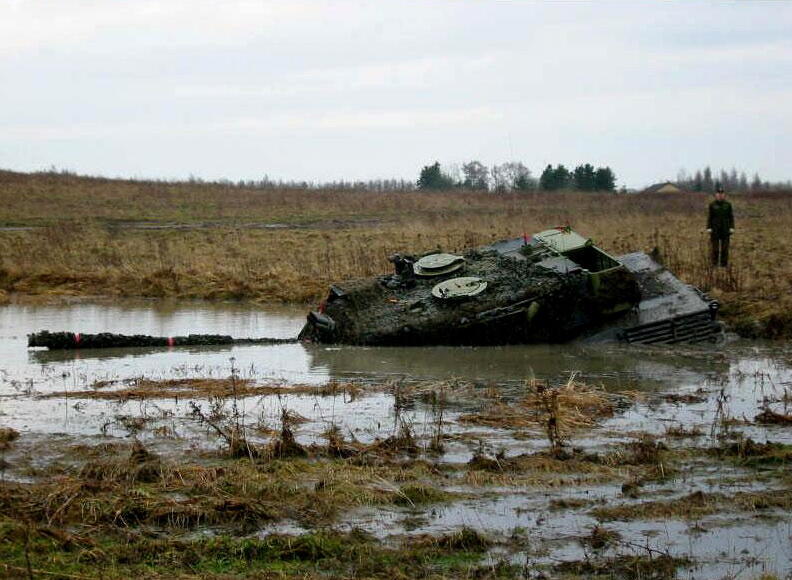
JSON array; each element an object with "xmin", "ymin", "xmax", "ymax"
[{"xmin": 1, "ymin": 1, "xmax": 790, "ymax": 188}]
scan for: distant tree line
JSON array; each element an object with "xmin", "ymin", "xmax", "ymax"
[
  {"xmin": 246, "ymin": 176, "xmax": 416, "ymax": 192},
  {"xmin": 417, "ymin": 161, "xmax": 617, "ymax": 192},
  {"xmin": 19, "ymin": 164, "xmax": 791, "ymax": 194},
  {"xmin": 176, "ymin": 175, "xmax": 417, "ymax": 192},
  {"xmin": 416, "ymin": 161, "xmax": 537, "ymax": 192},
  {"xmin": 676, "ymin": 166, "xmax": 792, "ymax": 193},
  {"xmin": 538, "ymin": 164, "xmax": 616, "ymax": 192},
  {"xmin": 23, "ymin": 167, "xmax": 418, "ymax": 192}
]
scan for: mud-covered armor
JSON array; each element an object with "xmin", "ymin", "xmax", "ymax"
[{"xmin": 299, "ymin": 229, "xmax": 721, "ymax": 346}]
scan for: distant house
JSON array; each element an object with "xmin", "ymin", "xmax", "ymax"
[{"xmin": 642, "ymin": 182, "xmax": 685, "ymax": 194}]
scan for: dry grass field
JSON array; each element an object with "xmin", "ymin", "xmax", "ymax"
[{"xmin": 1, "ymin": 170, "xmax": 790, "ymax": 337}]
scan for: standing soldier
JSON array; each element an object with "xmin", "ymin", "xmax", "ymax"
[{"xmin": 707, "ymin": 186, "xmax": 735, "ymax": 267}]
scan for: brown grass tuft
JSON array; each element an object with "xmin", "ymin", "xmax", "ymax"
[{"xmin": 458, "ymin": 376, "xmax": 615, "ymax": 435}]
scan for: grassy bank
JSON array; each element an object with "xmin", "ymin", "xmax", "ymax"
[{"xmin": 1, "ymin": 170, "xmax": 791, "ymax": 337}]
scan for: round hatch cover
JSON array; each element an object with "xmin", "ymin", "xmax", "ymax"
[
  {"xmin": 431, "ymin": 276, "xmax": 487, "ymax": 299},
  {"xmin": 413, "ymin": 253, "xmax": 465, "ymax": 277}
]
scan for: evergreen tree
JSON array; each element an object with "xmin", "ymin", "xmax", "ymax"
[
  {"xmin": 693, "ymin": 170, "xmax": 703, "ymax": 192},
  {"xmin": 573, "ymin": 164, "xmax": 596, "ymax": 191},
  {"xmin": 593, "ymin": 167, "xmax": 616, "ymax": 191},
  {"xmin": 539, "ymin": 165, "xmax": 555, "ymax": 191},
  {"xmin": 540, "ymin": 164, "xmax": 571, "ymax": 191},
  {"xmin": 718, "ymin": 169, "xmax": 730, "ymax": 191},
  {"xmin": 417, "ymin": 162, "xmax": 455, "ymax": 190},
  {"xmin": 729, "ymin": 168, "xmax": 739, "ymax": 190},
  {"xmin": 738, "ymin": 172, "xmax": 748, "ymax": 192},
  {"xmin": 703, "ymin": 166, "xmax": 714, "ymax": 192},
  {"xmin": 554, "ymin": 165, "xmax": 570, "ymax": 189}
]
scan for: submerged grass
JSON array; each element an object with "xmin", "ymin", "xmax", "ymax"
[
  {"xmin": 0, "ymin": 523, "xmax": 495, "ymax": 579},
  {"xmin": 462, "ymin": 446, "xmax": 657, "ymax": 490},
  {"xmin": 1, "ymin": 439, "xmax": 459, "ymax": 530},
  {"xmin": 0, "ymin": 432, "xmax": 486, "ymax": 578},
  {"xmin": 42, "ymin": 378, "xmax": 363, "ymax": 401},
  {"xmin": 711, "ymin": 435, "xmax": 792, "ymax": 468},
  {"xmin": 1, "ymin": 171, "xmax": 791, "ymax": 336},
  {"xmin": 459, "ymin": 377, "xmax": 617, "ymax": 431},
  {"xmin": 553, "ymin": 553, "xmax": 689, "ymax": 580},
  {"xmin": 590, "ymin": 489, "xmax": 792, "ymax": 522}
]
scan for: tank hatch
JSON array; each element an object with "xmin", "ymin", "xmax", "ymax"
[
  {"xmin": 413, "ymin": 253, "xmax": 465, "ymax": 277},
  {"xmin": 534, "ymin": 229, "xmax": 591, "ymax": 254},
  {"xmin": 431, "ymin": 276, "xmax": 488, "ymax": 299}
]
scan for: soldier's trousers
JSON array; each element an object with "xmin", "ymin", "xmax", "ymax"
[{"xmin": 710, "ymin": 235, "xmax": 730, "ymax": 267}]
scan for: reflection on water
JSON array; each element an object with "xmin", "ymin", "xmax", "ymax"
[
  {"xmin": 0, "ymin": 299, "xmax": 790, "ymax": 440},
  {"xmin": 3, "ymin": 300, "xmax": 733, "ymax": 391},
  {"xmin": 304, "ymin": 342, "xmax": 730, "ymax": 388},
  {"xmin": 2, "ymin": 300, "xmax": 316, "ymax": 391}
]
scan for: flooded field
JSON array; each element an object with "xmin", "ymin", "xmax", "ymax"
[{"xmin": 1, "ymin": 300, "xmax": 792, "ymax": 578}]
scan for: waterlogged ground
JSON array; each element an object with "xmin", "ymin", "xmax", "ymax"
[{"xmin": 1, "ymin": 300, "xmax": 792, "ymax": 579}]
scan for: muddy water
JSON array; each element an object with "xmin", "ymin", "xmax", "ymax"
[
  {"xmin": 2, "ymin": 299, "xmax": 792, "ymax": 446},
  {"xmin": 0, "ymin": 300, "xmax": 732, "ymax": 437},
  {"xmin": 0, "ymin": 299, "xmax": 736, "ymax": 388},
  {"xmin": 3, "ymin": 300, "xmax": 792, "ymax": 577}
]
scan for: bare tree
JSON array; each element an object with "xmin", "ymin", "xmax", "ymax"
[
  {"xmin": 462, "ymin": 161, "xmax": 489, "ymax": 190},
  {"xmin": 490, "ymin": 161, "xmax": 534, "ymax": 193},
  {"xmin": 491, "ymin": 163, "xmax": 507, "ymax": 193}
]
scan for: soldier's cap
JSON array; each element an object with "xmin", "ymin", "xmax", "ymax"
[{"xmin": 716, "ymin": 186, "xmax": 724, "ymax": 193}]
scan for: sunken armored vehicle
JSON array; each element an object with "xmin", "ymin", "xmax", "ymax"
[{"xmin": 298, "ymin": 228, "xmax": 721, "ymax": 346}]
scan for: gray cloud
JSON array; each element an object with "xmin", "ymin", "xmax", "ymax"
[{"xmin": 1, "ymin": 0, "xmax": 790, "ymax": 186}]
